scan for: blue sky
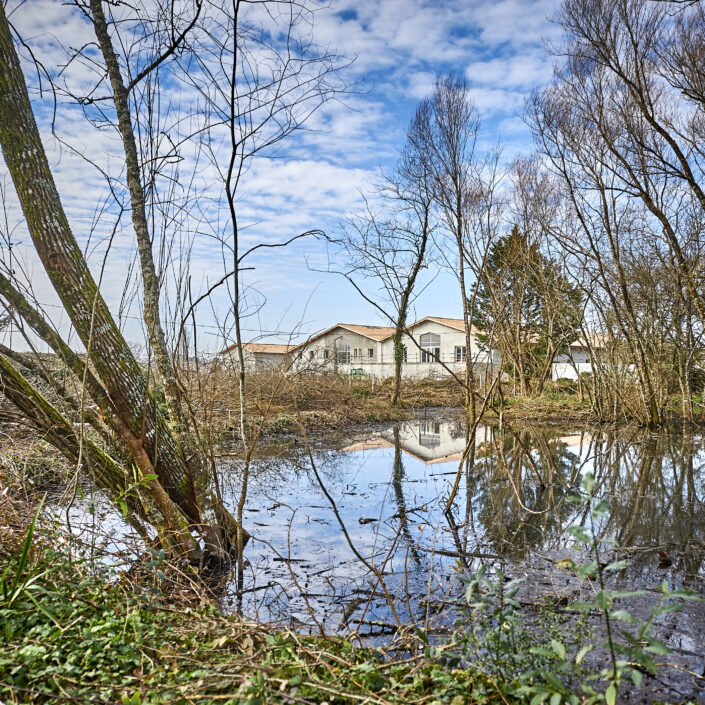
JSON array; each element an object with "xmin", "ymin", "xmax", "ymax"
[{"xmin": 1, "ymin": 0, "xmax": 562, "ymax": 352}]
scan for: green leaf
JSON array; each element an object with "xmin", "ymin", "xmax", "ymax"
[
  {"xmin": 592, "ymin": 498, "xmax": 609, "ymax": 517},
  {"xmin": 575, "ymin": 645, "xmax": 592, "ymax": 664},
  {"xmin": 566, "ymin": 526, "xmax": 591, "ymax": 544},
  {"xmin": 576, "ymin": 562, "xmax": 598, "ymax": 582},
  {"xmin": 644, "ymin": 638, "xmax": 671, "ymax": 656},
  {"xmin": 551, "ymin": 639, "xmax": 566, "ymax": 660},
  {"xmin": 605, "ymin": 683, "xmax": 617, "ymax": 705},
  {"xmin": 581, "ymin": 472, "xmax": 595, "ymax": 494},
  {"xmin": 603, "ymin": 560, "xmax": 629, "ymax": 572},
  {"xmin": 609, "ymin": 610, "xmax": 637, "ymax": 623},
  {"xmin": 595, "ymin": 590, "xmax": 613, "ymax": 610},
  {"xmin": 653, "ymin": 602, "xmax": 687, "ymax": 616}
]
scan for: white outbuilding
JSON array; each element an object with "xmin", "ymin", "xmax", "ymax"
[{"xmin": 288, "ymin": 316, "xmax": 501, "ymax": 380}]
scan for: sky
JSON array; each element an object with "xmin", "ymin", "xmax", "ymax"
[{"xmin": 0, "ymin": 0, "xmax": 563, "ymax": 353}]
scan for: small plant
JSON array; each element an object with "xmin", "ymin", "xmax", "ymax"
[
  {"xmin": 559, "ymin": 472, "xmax": 701, "ymax": 704},
  {"xmin": 351, "ymin": 385, "xmax": 371, "ymax": 399},
  {"xmin": 1, "ymin": 496, "xmax": 59, "ymax": 614},
  {"xmin": 269, "ymin": 413, "xmax": 295, "ymax": 433},
  {"xmin": 443, "ymin": 565, "xmax": 588, "ymax": 704}
]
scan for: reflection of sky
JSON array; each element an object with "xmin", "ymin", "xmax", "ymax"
[
  {"xmin": 233, "ymin": 443, "xmax": 460, "ymax": 628},
  {"xmin": 50, "ymin": 421, "xmax": 705, "ymax": 660},
  {"xmin": 226, "ymin": 422, "xmax": 705, "ymax": 639}
]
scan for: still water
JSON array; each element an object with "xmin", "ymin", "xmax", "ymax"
[
  {"xmin": 58, "ymin": 416, "xmax": 705, "ymax": 700},
  {"xmin": 225, "ymin": 419, "xmax": 705, "ymax": 645}
]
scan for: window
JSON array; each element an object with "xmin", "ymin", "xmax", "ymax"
[
  {"xmin": 335, "ymin": 338, "xmax": 350, "ymax": 364},
  {"xmin": 368, "ymin": 348, "xmax": 374, "ymax": 358},
  {"xmin": 353, "ymin": 348, "xmax": 358, "ymax": 358},
  {"xmin": 420, "ymin": 332, "xmax": 441, "ymax": 363},
  {"xmin": 455, "ymin": 346, "xmax": 467, "ymax": 362},
  {"xmin": 324, "ymin": 349, "xmax": 329, "ymax": 359},
  {"xmin": 402, "ymin": 346, "xmax": 407, "ymax": 363},
  {"xmin": 419, "ymin": 421, "xmax": 441, "ymax": 448},
  {"xmin": 309, "ymin": 351, "xmax": 314, "ymax": 361}
]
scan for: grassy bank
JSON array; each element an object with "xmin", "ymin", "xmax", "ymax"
[
  {"xmin": 239, "ymin": 374, "xmax": 597, "ymax": 436},
  {"xmin": 0, "ymin": 499, "xmax": 503, "ymax": 705},
  {"xmin": 3, "ymin": 477, "xmax": 700, "ymax": 704}
]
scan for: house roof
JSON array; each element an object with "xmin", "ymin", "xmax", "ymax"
[
  {"xmin": 411, "ymin": 316, "xmax": 481, "ymax": 335},
  {"xmin": 570, "ymin": 333, "xmax": 609, "ymax": 349},
  {"xmin": 288, "ymin": 316, "xmax": 479, "ymax": 353},
  {"xmin": 338, "ymin": 323, "xmax": 397, "ymax": 340},
  {"xmin": 220, "ymin": 342, "xmax": 295, "ymax": 355},
  {"xmin": 289, "ymin": 323, "xmax": 397, "ymax": 352}
]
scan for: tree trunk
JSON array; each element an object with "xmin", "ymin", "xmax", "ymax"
[{"xmin": 0, "ymin": 2, "xmax": 242, "ymax": 562}]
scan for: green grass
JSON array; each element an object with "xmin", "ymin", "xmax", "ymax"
[{"xmin": 0, "ymin": 536, "xmax": 510, "ymax": 705}]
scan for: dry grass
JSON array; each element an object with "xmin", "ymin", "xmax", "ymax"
[{"xmin": 192, "ymin": 367, "xmax": 467, "ymax": 438}]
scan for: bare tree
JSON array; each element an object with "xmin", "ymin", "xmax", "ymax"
[
  {"xmin": 414, "ymin": 74, "xmax": 481, "ymax": 418},
  {"xmin": 0, "ymin": 0, "xmax": 345, "ymax": 566},
  {"xmin": 338, "ymin": 104, "xmax": 435, "ymax": 406},
  {"xmin": 529, "ymin": 0, "xmax": 705, "ymax": 426}
]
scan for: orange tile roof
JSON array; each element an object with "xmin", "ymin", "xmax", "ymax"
[
  {"xmin": 338, "ymin": 323, "xmax": 397, "ymax": 340},
  {"xmin": 571, "ymin": 333, "xmax": 609, "ymax": 349},
  {"xmin": 288, "ymin": 317, "xmax": 481, "ymax": 353},
  {"xmin": 220, "ymin": 342, "xmax": 294, "ymax": 355},
  {"xmin": 289, "ymin": 323, "xmax": 396, "ymax": 351}
]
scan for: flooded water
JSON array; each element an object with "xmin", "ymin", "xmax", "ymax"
[
  {"xmin": 218, "ymin": 417, "xmax": 705, "ymax": 701},
  {"xmin": 227, "ymin": 419, "xmax": 703, "ymax": 621},
  {"xmin": 55, "ymin": 416, "xmax": 705, "ymax": 700}
]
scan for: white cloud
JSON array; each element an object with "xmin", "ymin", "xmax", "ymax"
[{"xmin": 1, "ymin": 0, "xmax": 560, "ymax": 347}]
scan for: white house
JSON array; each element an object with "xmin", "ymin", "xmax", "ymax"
[
  {"xmin": 288, "ymin": 316, "xmax": 501, "ymax": 380},
  {"xmin": 219, "ymin": 342, "xmax": 294, "ymax": 370},
  {"xmin": 551, "ymin": 334, "xmax": 608, "ymax": 381}
]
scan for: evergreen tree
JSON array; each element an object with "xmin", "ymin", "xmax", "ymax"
[{"xmin": 472, "ymin": 225, "xmax": 582, "ymax": 395}]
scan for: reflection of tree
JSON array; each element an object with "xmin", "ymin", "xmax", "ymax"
[
  {"xmin": 392, "ymin": 426, "xmax": 421, "ymax": 565},
  {"xmin": 473, "ymin": 428, "xmax": 585, "ymax": 555},
  {"xmin": 594, "ymin": 431, "xmax": 705, "ymax": 576},
  {"xmin": 463, "ymin": 425, "xmax": 705, "ymax": 573}
]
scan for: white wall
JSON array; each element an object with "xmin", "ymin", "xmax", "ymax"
[
  {"xmin": 552, "ymin": 345, "xmax": 593, "ymax": 380},
  {"xmin": 291, "ymin": 322, "xmax": 501, "ymax": 380}
]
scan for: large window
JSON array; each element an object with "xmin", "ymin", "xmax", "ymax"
[
  {"xmin": 335, "ymin": 338, "xmax": 350, "ymax": 364},
  {"xmin": 420, "ymin": 332, "xmax": 440, "ymax": 363},
  {"xmin": 455, "ymin": 346, "xmax": 467, "ymax": 362},
  {"xmin": 368, "ymin": 348, "xmax": 374, "ymax": 358}
]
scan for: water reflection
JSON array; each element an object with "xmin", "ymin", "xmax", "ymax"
[{"xmin": 231, "ymin": 420, "xmax": 705, "ymax": 639}]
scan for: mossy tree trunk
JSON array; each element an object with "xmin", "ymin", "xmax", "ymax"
[{"xmin": 0, "ymin": 2, "xmax": 242, "ymax": 564}]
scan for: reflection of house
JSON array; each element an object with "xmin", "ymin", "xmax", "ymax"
[
  {"xmin": 390, "ymin": 421, "xmax": 492, "ymax": 464},
  {"xmin": 556, "ymin": 432, "xmax": 605, "ymax": 449},
  {"xmin": 552, "ymin": 334, "xmax": 608, "ymax": 381},
  {"xmin": 289, "ymin": 317, "xmax": 501, "ymax": 379},
  {"xmin": 219, "ymin": 342, "xmax": 294, "ymax": 370},
  {"xmin": 341, "ymin": 421, "xmax": 492, "ymax": 464}
]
